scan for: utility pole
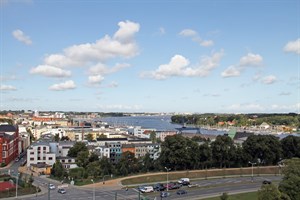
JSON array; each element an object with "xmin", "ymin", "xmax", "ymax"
[{"xmin": 48, "ymin": 182, "xmax": 50, "ymax": 200}]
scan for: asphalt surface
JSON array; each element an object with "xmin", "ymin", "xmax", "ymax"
[{"xmin": 0, "ymin": 161, "xmax": 283, "ymax": 200}]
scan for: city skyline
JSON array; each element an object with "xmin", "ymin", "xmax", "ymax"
[{"xmin": 1, "ymin": 0, "xmax": 299, "ymax": 113}]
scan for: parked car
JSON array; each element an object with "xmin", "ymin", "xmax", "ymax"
[
  {"xmin": 181, "ymin": 181, "xmax": 190, "ymax": 186},
  {"xmin": 176, "ymin": 190, "xmax": 187, "ymax": 195},
  {"xmin": 171, "ymin": 183, "xmax": 182, "ymax": 189},
  {"xmin": 178, "ymin": 178, "xmax": 190, "ymax": 184},
  {"xmin": 49, "ymin": 184, "xmax": 55, "ymax": 190},
  {"xmin": 57, "ymin": 188, "xmax": 66, "ymax": 194},
  {"xmin": 140, "ymin": 186, "xmax": 154, "ymax": 193},
  {"xmin": 188, "ymin": 183, "xmax": 199, "ymax": 188},
  {"xmin": 137, "ymin": 185, "xmax": 146, "ymax": 191},
  {"xmin": 160, "ymin": 191, "xmax": 171, "ymax": 198},
  {"xmin": 153, "ymin": 183, "xmax": 165, "ymax": 191}
]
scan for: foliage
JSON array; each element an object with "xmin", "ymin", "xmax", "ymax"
[
  {"xmin": 51, "ymin": 160, "xmax": 66, "ymax": 178},
  {"xmin": 243, "ymin": 135, "xmax": 282, "ymax": 165},
  {"xmin": 220, "ymin": 192, "xmax": 229, "ymax": 200},
  {"xmin": 86, "ymin": 133, "xmax": 94, "ymax": 141},
  {"xmin": 67, "ymin": 142, "xmax": 88, "ymax": 157},
  {"xmin": 279, "ymin": 158, "xmax": 300, "ymax": 200},
  {"xmin": 69, "ymin": 167, "xmax": 85, "ymax": 179},
  {"xmin": 61, "ymin": 136, "xmax": 70, "ymax": 141},
  {"xmin": 258, "ymin": 183, "xmax": 281, "ymax": 200},
  {"xmin": 281, "ymin": 135, "xmax": 300, "ymax": 159},
  {"xmin": 211, "ymin": 135, "xmax": 236, "ymax": 168},
  {"xmin": 54, "ymin": 134, "xmax": 60, "ymax": 142}
]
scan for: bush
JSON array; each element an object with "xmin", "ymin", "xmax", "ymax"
[{"xmin": 220, "ymin": 192, "xmax": 229, "ymax": 200}]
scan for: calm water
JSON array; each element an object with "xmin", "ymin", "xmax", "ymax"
[{"xmin": 98, "ymin": 115, "xmax": 226, "ymax": 135}]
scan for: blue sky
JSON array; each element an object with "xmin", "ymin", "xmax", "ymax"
[{"xmin": 1, "ymin": 0, "xmax": 299, "ymax": 113}]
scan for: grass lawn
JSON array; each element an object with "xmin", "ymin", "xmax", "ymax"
[{"xmin": 200, "ymin": 191, "xmax": 258, "ymax": 200}]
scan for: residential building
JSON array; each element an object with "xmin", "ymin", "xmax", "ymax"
[
  {"xmin": 26, "ymin": 142, "xmax": 56, "ymax": 168},
  {"xmin": 0, "ymin": 125, "xmax": 19, "ymax": 165}
]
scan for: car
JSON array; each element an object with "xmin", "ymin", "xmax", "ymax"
[
  {"xmin": 171, "ymin": 183, "xmax": 181, "ymax": 189},
  {"xmin": 262, "ymin": 180, "xmax": 272, "ymax": 184},
  {"xmin": 49, "ymin": 184, "xmax": 55, "ymax": 190},
  {"xmin": 140, "ymin": 186, "xmax": 154, "ymax": 193},
  {"xmin": 57, "ymin": 188, "xmax": 66, "ymax": 194},
  {"xmin": 178, "ymin": 178, "xmax": 190, "ymax": 184},
  {"xmin": 181, "ymin": 181, "xmax": 190, "ymax": 186},
  {"xmin": 176, "ymin": 190, "xmax": 187, "ymax": 195},
  {"xmin": 160, "ymin": 191, "xmax": 171, "ymax": 198},
  {"xmin": 188, "ymin": 183, "xmax": 199, "ymax": 188},
  {"xmin": 153, "ymin": 183, "xmax": 165, "ymax": 191}
]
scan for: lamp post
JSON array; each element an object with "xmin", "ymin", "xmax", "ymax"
[
  {"xmin": 164, "ymin": 167, "xmax": 171, "ymax": 191},
  {"xmin": 91, "ymin": 179, "xmax": 95, "ymax": 200},
  {"xmin": 249, "ymin": 161, "xmax": 256, "ymax": 182}
]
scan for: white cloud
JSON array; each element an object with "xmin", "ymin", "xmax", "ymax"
[
  {"xmin": 221, "ymin": 66, "xmax": 241, "ymax": 78},
  {"xmin": 179, "ymin": 29, "xmax": 197, "ymax": 37},
  {"xmin": 43, "ymin": 20, "xmax": 140, "ymax": 68},
  {"xmin": 226, "ymin": 103, "xmax": 266, "ymax": 112},
  {"xmin": 88, "ymin": 75, "xmax": 104, "ymax": 85},
  {"xmin": 283, "ymin": 38, "xmax": 300, "ymax": 54},
  {"xmin": 221, "ymin": 53, "xmax": 263, "ymax": 78},
  {"xmin": 140, "ymin": 50, "xmax": 224, "ymax": 80},
  {"xmin": 271, "ymin": 103, "xmax": 300, "ymax": 112},
  {"xmin": 30, "ymin": 65, "xmax": 71, "ymax": 77},
  {"xmin": 49, "ymin": 80, "xmax": 76, "ymax": 91},
  {"xmin": 12, "ymin": 29, "xmax": 32, "ymax": 45},
  {"xmin": 261, "ymin": 75, "xmax": 277, "ymax": 84},
  {"xmin": 88, "ymin": 63, "xmax": 130, "ymax": 75},
  {"xmin": 159, "ymin": 27, "xmax": 166, "ymax": 35},
  {"xmin": 0, "ymin": 75, "xmax": 17, "ymax": 82},
  {"xmin": 0, "ymin": 84, "xmax": 17, "ymax": 91},
  {"xmin": 113, "ymin": 20, "xmax": 140, "ymax": 43},
  {"xmin": 107, "ymin": 81, "xmax": 118, "ymax": 88},
  {"xmin": 239, "ymin": 53, "xmax": 263, "ymax": 66},
  {"xmin": 97, "ymin": 104, "xmax": 142, "ymax": 111},
  {"xmin": 179, "ymin": 29, "xmax": 214, "ymax": 47}
]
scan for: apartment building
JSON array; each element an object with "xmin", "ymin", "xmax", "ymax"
[
  {"xmin": 0, "ymin": 125, "xmax": 19, "ymax": 165},
  {"xmin": 27, "ymin": 142, "xmax": 56, "ymax": 167}
]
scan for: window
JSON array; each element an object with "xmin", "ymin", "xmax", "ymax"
[
  {"xmin": 37, "ymin": 157, "xmax": 40, "ymax": 160},
  {"xmin": 37, "ymin": 147, "xmax": 41, "ymax": 150},
  {"xmin": 30, "ymin": 158, "xmax": 34, "ymax": 161},
  {"xmin": 49, "ymin": 157, "xmax": 53, "ymax": 160},
  {"xmin": 68, "ymin": 159, "xmax": 72, "ymax": 163},
  {"xmin": 30, "ymin": 152, "xmax": 34, "ymax": 155},
  {"xmin": 43, "ymin": 147, "xmax": 46, "ymax": 150},
  {"xmin": 43, "ymin": 157, "xmax": 46, "ymax": 160}
]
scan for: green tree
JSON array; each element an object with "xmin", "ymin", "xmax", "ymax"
[
  {"xmin": 198, "ymin": 141, "xmax": 212, "ymax": 169},
  {"xmin": 67, "ymin": 142, "xmax": 88, "ymax": 157},
  {"xmin": 54, "ymin": 134, "xmax": 60, "ymax": 142},
  {"xmin": 220, "ymin": 192, "xmax": 229, "ymax": 200},
  {"xmin": 159, "ymin": 134, "xmax": 190, "ymax": 170},
  {"xmin": 211, "ymin": 135, "xmax": 236, "ymax": 168},
  {"xmin": 281, "ymin": 135, "xmax": 300, "ymax": 159},
  {"xmin": 86, "ymin": 161, "xmax": 102, "ymax": 178},
  {"xmin": 61, "ymin": 136, "xmax": 70, "ymax": 141},
  {"xmin": 258, "ymin": 183, "xmax": 281, "ymax": 200},
  {"xmin": 51, "ymin": 160, "xmax": 65, "ymax": 178},
  {"xmin": 149, "ymin": 131, "xmax": 157, "ymax": 143},
  {"xmin": 86, "ymin": 133, "xmax": 94, "ymax": 141},
  {"xmin": 76, "ymin": 151, "xmax": 90, "ymax": 167},
  {"xmin": 279, "ymin": 158, "xmax": 300, "ymax": 200}
]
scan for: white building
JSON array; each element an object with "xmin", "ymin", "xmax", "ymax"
[{"xmin": 27, "ymin": 142, "xmax": 56, "ymax": 167}]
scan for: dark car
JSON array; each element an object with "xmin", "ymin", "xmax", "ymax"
[
  {"xmin": 262, "ymin": 180, "xmax": 272, "ymax": 184},
  {"xmin": 160, "ymin": 191, "xmax": 171, "ymax": 198},
  {"xmin": 171, "ymin": 183, "xmax": 181, "ymax": 189},
  {"xmin": 153, "ymin": 183, "xmax": 165, "ymax": 191},
  {"xmin": 181, "ymin": 181, "xmax": 190, "ymax": 186},
  {"xmin": 177, "ymin": 190, "xmax": 187, "ymax": 195}
]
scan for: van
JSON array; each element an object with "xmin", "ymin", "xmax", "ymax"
[
  {"xmin": 140, "ymin": 186, "xmax": 154, "ymax": 193},
  {"xmin": 178, "ymin": 178, "xmax": 190, "ymax": 184}
]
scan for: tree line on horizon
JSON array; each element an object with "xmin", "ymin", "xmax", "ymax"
[{"xmin": 171, "ymin": 113, "xmax": 300, "ymax": 128}]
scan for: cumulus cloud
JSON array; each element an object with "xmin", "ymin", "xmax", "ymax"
[
  {"xmin": 88, "ymin": 75, "xmax": 104, "ymax": 85},
  {"xmin": 12, "ymin": 29, "xmax": 32, "ymax": 45},
  {"xmin": 30, "ymin": 65, "xmax": 71, "ymax": 77},
  {"xmin": 88, "ymin": 63, "xmax": 130, "ymax": 75},
  {"xmin": 283, "ymin": 38, "xmax": 300, "ymax": 54},
  {"xmin": 179, "ymin": 28, "xmax": 214, "ymax": 47},
  {"xmin": 0, "ymin": 84, "xmax": 17, "ymax": 91},
  {"xmin": 49, "ymin": 80, "xmax": 76, "ymax": 91},
  {"xmin": 239, "ymin": 53, "xmax": 263, "ymax": 66},
  {"xmin": 43, "ymin": 20, "xmax": 140, "ymax": 68},
  {"xmin": 221, "ymin": 53, "xmax": 263, "ymax": 78},
  {"xmin": 0, "ymin": 75, "xmax": 17, "ymax": 82},
  {"xmin": 221, "ymin": 66, "xmax": 241, "ymax": 78},
  {"xmin": 226, "ymin": 103, "xmax": 266, "ymax": 112},
  {"xmin": 107, "ymin": 81, "xmax": 119, "ymax": 88},
  {"xmin": 140, "ymin": 50, "xmax": 224, "ymax": 80},
  {"xmin": 261, "ymin": 75, "xmax": 277, "ymax": 84}
]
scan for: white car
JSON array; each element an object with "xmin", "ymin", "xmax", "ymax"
[
  {"xmin": 49, "ymin": 184, "xmax": 56, "ymax": 190},
  {"xmin": 140, "ymin": 186, "xmax": 154, "ymax": 193}
]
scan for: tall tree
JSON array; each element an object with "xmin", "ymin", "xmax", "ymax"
[
  {"xmin": 281, "ymin": 135, "xmax": 300, "ymax": 159},
  {"xmin": 67, "ymin": 142, "xmax": 88, "ymax": 157},
  {"xmin": 279, "ymin": 158, "xmax": 300, "ymax": 200},
  {"xmin": 211, "ymin": 135, "xmax": 236, "ymax": 168}
]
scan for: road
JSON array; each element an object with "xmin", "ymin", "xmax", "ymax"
[{"xmin": 20, "ymin": 175, "xmax": 282, "ymax": 200}]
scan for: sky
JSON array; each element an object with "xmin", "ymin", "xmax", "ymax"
[{"xmin": 0, "ymin": 0, "xmax": 299, "ymax": 113}]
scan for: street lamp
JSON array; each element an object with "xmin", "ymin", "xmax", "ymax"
[
  {"xmin": 91, "ymin": 179, "xmax": 95, "ymax": 200},
  {"xmin": 164, "ymin": 167, "xmax": 171, "ymax": 191},
  {"xmin": 249, "ymin": 161, "xmax": 256, "ymax": 182}
]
